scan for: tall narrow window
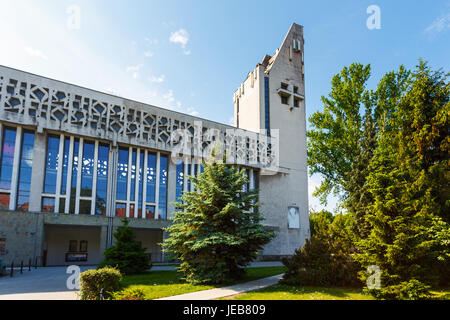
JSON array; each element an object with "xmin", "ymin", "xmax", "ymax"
[
  {"xmin": 60, "ymin": 137, "xmax": 70, "ymax": 196},
  {"xmin": 96, "ymin": 143, "xmax": 109, "ymax": 215},
  {"xmin": 186, "ymin": 163, "xmax": 192, "ymax": 191},
  {"xmin": 264, "ymin": 77, "xmax": 270, "ymax": 136},
  {"xmin": 80, "ymin": 141, "xmax": 94, "ymax": 197},
  {"xmin": 43, "ymin": 135, "xmax": 59, "ymax": 194},
  {"xmin": 116, "ymin": 147, "xmax": 128, "ymax": 201},
  {"xmin": 158, "ymin": 155, "xmax": 168, "ymax": 219},
  {"xmin": 0, "ymin": 127, "xmax": 16, "ymax": 191},
  {"xmin": 137, "ymin": 151, "xmax": 144, "ymax": 218},
  {"xmin": 69, "ymin": 138, "xmax": 79, "ymax": 213},
  {"xmin": 0, "ymin": 127, "xmax": 16, "ymax": 209},
  {"xmin": 16, "ymin": 131, "xmax": 35, "ymax": 211},
  {"xmin": 130, "ymin": 149, "xmax": 137, "ymax": 203},
  {"xmin": 244, "ymin": 169, "xmax": 250, "ymax": 192},
  {"xmin": 175, "ymin": 159, "xmax": 184, "ymax": 203},
  {"xmin": 146, "ymin": 152, "xmax": 156, "ymax": 203}
]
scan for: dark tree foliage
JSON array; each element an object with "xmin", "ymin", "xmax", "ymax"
[
  {"xmin": 163, "ymin": 158, "xmax": 274, "ymax": 284},
  {"xmin": 307, "ymin": 60, "xmax": 448, "ymax": 299},
  {"xmin": 281, "ymin": 213, "xmax": 361, "ymax": 287},
  {"xmin": 356, "ymin": 60, "xmax": 450, "ymax": 298}
]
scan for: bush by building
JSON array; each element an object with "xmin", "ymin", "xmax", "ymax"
[
  {"xmin": 281, "ymin": 213, "xmax": 361, "ymax": 287},
  {"xmin": 98, "ymin": 218, "xmax": 151, "ymax": 274},
  {"xmin": 79, "ymin": 266, "xmax": 123, "ymax": 300},
  {"xmin": 110, "ymin": 288, "xmax": 145, "ymax": 300}
]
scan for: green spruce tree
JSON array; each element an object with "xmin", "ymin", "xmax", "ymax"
[
  {"xmin": 99, "ymin": 218, "xmax": 151, "ymax": 274},
  {"xmin": 163, "ymin": 158, "xmax": 275, "ymax": 284}
]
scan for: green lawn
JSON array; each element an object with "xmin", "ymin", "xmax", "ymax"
[
  {"xmin": 121, "ymin": 266, "xmax": 287, "ymax": 300},
  {"xmin": 220, "ymin": 284, "xmax": 374, "ymax": 300},
  {"xmin": 221, "ymin": 285, "xmax": 450, "ymax": 300}
]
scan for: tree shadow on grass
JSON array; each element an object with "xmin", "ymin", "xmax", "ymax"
[{"xmin": 257, "ymin": 284, "xmax": 368, "ymax": 299}]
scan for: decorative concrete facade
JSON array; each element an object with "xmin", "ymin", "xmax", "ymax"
[{"xmin": 0, "ymin": 23, "xmax": 309, "ymax": 266}]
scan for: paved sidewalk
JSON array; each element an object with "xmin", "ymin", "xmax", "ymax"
[
  {"xmin": 156, "ymin": 273, "xmax": 284, "ymax": 300},
  {"xmin": 0, "ymin": 266, "xmax": 94, "ymax": 300},
  {"xmin": 0, "ymin": 261, "xmax": 284, "ymax": 300},
  {"xmin": 0, "ymin": 291, "xmax": 78, "ymax": 300}
]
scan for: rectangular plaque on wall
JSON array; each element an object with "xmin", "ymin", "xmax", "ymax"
[{"xmin": 288, "ymin": 206, "xmax": 300, "ymax": 229}]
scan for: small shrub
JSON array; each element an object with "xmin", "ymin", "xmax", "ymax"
[
  {"xmin": 366, "ymin": 279, "xmax": 432, "ymax": 300},
  {"xmin": 281, "ymin": 213, "xmax": 361, "ymax": 287},
  {"xmin": 79, "ymin": 267, "xmax": 123, "ymax": 300},
  {"xmin": 98, "ymin": 218, "xmax": 151, "ymax": 275},
  {"xmin": 111, "ymin": 288, "xmax": 145, "ymax": 300}
]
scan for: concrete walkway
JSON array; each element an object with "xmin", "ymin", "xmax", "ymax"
[
  {"xmin": 156, "ymin": 273, "xmax": 284, "ymax": 300},
  {"xmin": 0, "ymin": 266, "xmax": 94, "ymax": 300},
  {"xmin": 0, "ymin": 261, "xmax": 283, "ymax": 300}
]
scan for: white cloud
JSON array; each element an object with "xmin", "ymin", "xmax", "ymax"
[
  {"xmin": 148, "ymin": 74, "xmax": 165, "ymax": 83},
  {"xmin": 169, "ymin": 28, "xmax": 189, "ymax": 48},
  {"xmin": 105, "ymin": 87, "xmax": 121, "ymax": 96},
  {"xmin": 163, "ymin": 89, "xmax": 175, "ymax": 103},
  {"xmin": 24, "ymin": 46, "xmax": 48, "ymax": 60},
  {"xmin": 187, "ymin": 106, "xmax": 199, "ymax": 116},
  {"xmin": 144, "ymin": 51, "xmax": 154, "ymax": 57},
  {"xmin": 424, "ymin": 12, "xmax": 450, "ymax": 35},
  {"xmin": 144, "ymin": 37, "xmax": 159, "ymax": 45},
  {"xmin": 126, "ymin": 63, "xmax": 144, "ymax": 79}
]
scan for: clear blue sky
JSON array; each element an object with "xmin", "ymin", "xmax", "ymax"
[{"xmin": 1, "ymin": 0, "xmax": 448, "ymax": 212}]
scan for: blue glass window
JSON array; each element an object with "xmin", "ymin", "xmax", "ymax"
[
  {"xmin": 130, "ymin": 149, "xmax": 137, "ymax": 203},
  {"xmin": 245, "ymin": 169, "xmax": 250, "ymax": 192},
  {"xmin": 0, "ymin": 127, "xmax": 16, "ymax": 190},
  {"xmin": 115, "ymin": 203, "xmax": 126, "ymax": 217},
  {"xmin": 16, "ymin": 131, "xmax": 35, "ymax": 211},
  {"xmin": 146, "ymin": 152, "xmax": 156, "ymax": 203},
  {"xmin": 69, "ymin": 138, "xmax": 79, "ymax": 213},
  {"xmin": 43, "ymin": 135, "xmax": 60, "ymax": 194},
  {"xmin": 175, "ymin": 159, "xmax": 184, "ymax": 202},
  {"xmin": 138, "ymin": 151, "xmax": 144, "ymax": 218},
  {"xmin": 116, "ymin": 147, "xmax": 128, "ymax": 201},
  {"xmin": 264, "ymin": 77, "xmax": 270, "ymax": 136},
  {"xmin": 187, "ymin": 163, "xmax": 191, "ymax": 191},
  {"xmin": 158, "ymin": 155, "xmax": 168, "ymax": 219},
  {"xmin": 60, "ymin": 137, "xmax": 70, "ymax": 195},
  {"xmin": 96, "ymin": 143, "xmax": 109, "ymax": 215},
  {"xmin": 80, "ymin": 141, "xmax": 94, "ymax": 197},
  {"xmin": 42, "ymin": 197, "xmax": 55, "ymax": 213},
  {"xmin": 79, "ymin": 199, "xmax": 91, "ymax": 215},
  {"xmin": 145, "ymin": 205, "xmax": 155, "ymax": 219},
  {"xmin": 0, "ymin": 193, "xmax": 9, "ymax": 209}
]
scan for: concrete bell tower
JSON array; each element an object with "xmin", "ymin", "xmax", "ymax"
[{"xmin": 233, "ymin": 23, "xmax": 309, "ymax": 258}]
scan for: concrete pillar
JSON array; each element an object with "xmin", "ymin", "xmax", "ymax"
[
  {"xmin": 33, "ymin": 213, "xmax": 45, "ymax": 266},
  {"xmin": 99, "ymin": 225, "xmax": 108, "ymax": 257},
  {"xmin": 29, "ymin": 132, "xmax": 46, "ymax": 212}
]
